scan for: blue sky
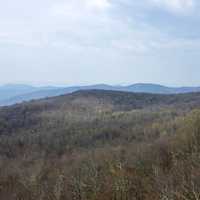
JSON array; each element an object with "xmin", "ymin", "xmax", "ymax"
[{"xmin": 0, "ymin": 0, "xmax": 199, "ymax": 86}]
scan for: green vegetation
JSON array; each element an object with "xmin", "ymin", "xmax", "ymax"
[{"xmin": 0, "ymin": 90, "xmax": 200, "ymax": 199}]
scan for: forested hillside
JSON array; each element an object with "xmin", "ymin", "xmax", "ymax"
[{"xmin": 0, "ymin": 90, "xmax": 200, "ymax": 199}]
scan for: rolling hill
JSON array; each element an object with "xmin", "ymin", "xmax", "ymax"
[
  {"xmin": 0, "ymin": 89, "xmax": 200, "ymax": 136},
  {"xmin": 1, "ymin": 83, "xmax": 200, "ymax": 106}
]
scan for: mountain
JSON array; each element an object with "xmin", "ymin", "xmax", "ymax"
[
  {"xmin": 0, "ymin": 84, "xmax": 61, "ymax": 106},
  {"xmin": 0, "ymin": 84, "xmax": 36, "ymax": 101},
  {"xmin": 1, "ymin": 83, "xmax": 200, "ymax": 106},
  {"xmin": 123, "ymin": 83, "xmax": 200, "ymax": 94}
]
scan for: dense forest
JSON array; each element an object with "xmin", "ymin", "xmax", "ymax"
[{"xmin": 0, "ymin": 90, "xmax": 200, "ymax": 199}]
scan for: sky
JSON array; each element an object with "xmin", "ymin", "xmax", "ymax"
[{"xmin": 0, "ymin": 0, "xmax": 200, "ymax": 86}]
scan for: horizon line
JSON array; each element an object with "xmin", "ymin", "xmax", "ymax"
[{"xmin": 0, "ymin": 82, "xmax": 200, "ymax": 88}]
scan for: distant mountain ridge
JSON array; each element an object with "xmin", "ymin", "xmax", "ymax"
[{"xmin": 0, "ymin": 83, "xmax": 200, "ymax": 106}]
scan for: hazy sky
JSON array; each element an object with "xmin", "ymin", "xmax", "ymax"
[{"xmin": 0, "ymin": 0, "xmax": 200, "ymax": 86}]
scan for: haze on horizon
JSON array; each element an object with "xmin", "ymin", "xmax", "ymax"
[{"xmin": 0, "ymin": 0, "xmax": 200, "ymax": 87}]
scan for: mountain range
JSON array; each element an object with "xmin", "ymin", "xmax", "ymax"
[{"xmin": 0, "ymin": 83, "xmax": 200, "ymax": 106}]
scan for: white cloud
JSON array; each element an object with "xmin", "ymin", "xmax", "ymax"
[
  {"xmin": 51, "ymin": 0, "xmax": 111, "ymax": 18},
  {"xmin": 85, "ymin": 0, "xmax": 111, "ymax": 10},
  {"xmin": 0, "ymin": 0, "xmax": 200, "ymax": 85},
  {"xmin": 151, "ymin": 0, "xmax": 194, "ymax": 13}
]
